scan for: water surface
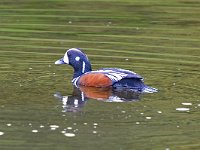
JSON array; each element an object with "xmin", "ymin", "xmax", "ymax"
[{"xmin": 0, "ymin": 0, "xmax": 200, "ymax": 150}]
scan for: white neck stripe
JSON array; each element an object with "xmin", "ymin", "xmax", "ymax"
[{"xmin": 82, "ymin": 61, "xmax": 85, "ymax": 73}]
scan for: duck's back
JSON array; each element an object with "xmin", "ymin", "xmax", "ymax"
[
  {"xmin": 98, "ymin": 68, "xmax": 143, "ymax": 81},
  {"xmin": 99, "ymin": 68, "xmax": 145, "ymax": 91}
]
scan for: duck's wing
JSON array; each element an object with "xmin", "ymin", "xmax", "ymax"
[{"xmin": 96, "ymin": 68, "xmax": 143, "ymax": 83}]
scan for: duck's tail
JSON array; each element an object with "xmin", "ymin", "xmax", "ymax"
[{"xmin": 142, "ymin": 85, "xmax": 158, "ymax": 93}]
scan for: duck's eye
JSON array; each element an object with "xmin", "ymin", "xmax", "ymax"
[{"xmin": 75, "ymin": 56, "xmax": 80, "ymax": 61}]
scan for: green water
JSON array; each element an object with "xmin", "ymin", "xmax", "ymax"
[{"xmin": 0, "ymin": 0, "xmax": 200, "ymax": 149}]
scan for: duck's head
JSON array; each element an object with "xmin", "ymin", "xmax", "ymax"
[{"xmin": 55, "ymin": 48, "xmax": 92, "ymax": 78}]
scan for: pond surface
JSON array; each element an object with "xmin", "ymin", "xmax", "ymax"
[{"xmin": 0, "ymin": 0, "xmax": 200, "ymax": 150}]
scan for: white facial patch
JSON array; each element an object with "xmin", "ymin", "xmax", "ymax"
[
  {"xmin": 63, "ymin": 51, "xmax": 69, "ymax": 64},
  {"xmin": 75, "ymin": 56, "xmax": 80, "ymax": 61}
]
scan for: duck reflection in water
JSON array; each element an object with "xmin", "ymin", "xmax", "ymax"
[{"xmin": 54, "ymin": 86, "xmax": 142, "ymax": 112}]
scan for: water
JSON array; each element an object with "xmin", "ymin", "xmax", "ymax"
[{"xmin": 0, "ymin": 0, "xmax": 200, "ymax": 150}]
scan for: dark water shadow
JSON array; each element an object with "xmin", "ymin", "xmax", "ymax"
[{"xmin": 54, "ymin": 86, "xmax": 143, "ymax": 112}]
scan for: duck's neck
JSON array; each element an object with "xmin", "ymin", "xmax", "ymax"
[{"xmin": 73, "ymin": 61, "xmax": 92, "ymax": 78}]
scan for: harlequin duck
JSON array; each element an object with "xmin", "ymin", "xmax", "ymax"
[{"xmin": 55, "ymin": 48, "xmax": 157, "ymax": 93}]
